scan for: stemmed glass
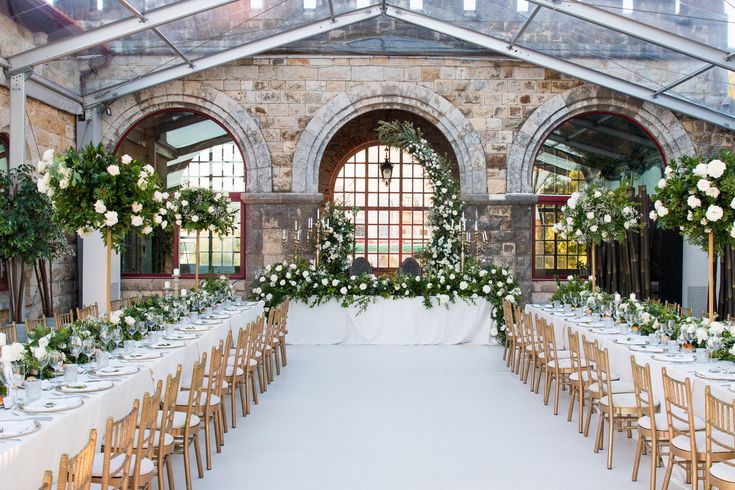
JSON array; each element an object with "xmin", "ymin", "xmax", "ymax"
[
  {"xmin": 126, "ymin": 321, "xmax": 138, "ymax": 342},
  {"xmin": 70, "ymin": 335, "xmax": 83, "ymax": 365},
  {"xmin": 82, "ymin": 339, "xmax": 95, "ymax": 365},
  {"xmin": 37, "ymin": 350, "xmax": 50, "ymax": 381},
  {"xmin": 11, "ymin": 362, "xmax": 25, "ymax": 392},
  {"xmin": 99, "ymin": 324, "xmax": 111, "ymax": 352},
  {"xmin": 111, "ymin": 327, "xmax": 123, "ymax": 355},
  {"xmin": 48, "ymin": 351, "xmax": 64, "ymax": 380},
  {"xmin": 707, "ymin": 335, "xmax": 723, "ymax": 363},
  {"xmin": 138, "ymin": 321, "xmax": 149, "ymax": 345}
]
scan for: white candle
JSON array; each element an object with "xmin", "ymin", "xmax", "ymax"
[
  {"xmin": 474, "ymin": 220, "xmax": 478, "ymax": 231},
  {"xmin": 317, "ymin": 209, "xmax": 320, "ymax": 220},
  {"xmin": 164, "ymin": 281, "xmax": 171, "ymax": 290},
  {"xmin": 173, "ymin": 268, "xmax": 180, "ymax": 276},
  {"xmin": 308, "ymin": 217, "xmax": 313, "ymax": 228},
  {"xmin": 482, "ymin": 231, "xmax": 487, "ymax": 242},
  {"xmin": 294, "ymin": 220, "xmax": 298, "ymax": 231},
  {"xmin": 282, "ymin": 229, "xmax": 286, "ymax": 240}
]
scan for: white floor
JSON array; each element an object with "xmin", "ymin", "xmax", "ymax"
[{"xmin": 171, "ymin": 345, "xmax": 670, "ymax": 490}]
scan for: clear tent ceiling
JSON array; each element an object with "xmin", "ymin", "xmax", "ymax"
[{"xmin": 2, "ymin": 0, "xmax": 735, "ymax": 128}]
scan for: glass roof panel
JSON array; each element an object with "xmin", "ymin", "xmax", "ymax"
[
  {"xmin": 516, "ymin": 7, "xmax": 709, "ymax": 92},
  {"xmin": 670, "ymin": 65, "xmax": 735, "ymax": 116}
]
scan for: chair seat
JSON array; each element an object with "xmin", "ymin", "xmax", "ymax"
[
  {"xmin": 176, "ymin": 391, "xmax": 221, "ymax": 408},
  {"xmin": 672, "ymin": 432, "xmax": 731, "ymax": 454},
  {"xmin": 228, "ymin": 358, "xmax": 257, "ymax": 368},
  {"xmin": 547, "ymin": 358, "xmax": 586, "ymax": 369},
  {"xmin": 133, "ymin": 429, "xmax": 174, "ymax": 449},
  {"xmin": 91, "ymin": 453, "xmax": 126, "ymax": 478},
  {"xmin": 638, "ymin": 413, "xmax": 705, "ymax": 432},
  {"xmin": 205, "ymin": 365, "xmax": 244, "ymax": 378},
  {"xmin": 710, "ymin": 461, "xmax": 735, "ymax": 482},
  {"xmin": 272, "ymin": 338, "xmax": 280, "ymax": 345},
  {"xmin": 130, "ymin": 454, "xmax": 155, "ymax": 476},
  {"xmin": 569, "ymin": 370, "xmax": 620, "ymax": 382},
  {"xmin": 537, "ymin": 350, "xmax": 571, "ymax": 360},
  {"xmin": 599, "ymin": 393, "xmax": 659, "ymax": 410},
  {"xmin": 587, "ymin": 380, "xmax": 635, "ymax": 395},
  {"xmin": 181, "ymin": 377, "xmax": 229, "ymax": 390},
  {"xmin": 158, "ymin": 410, "xmax": 200, "ymax": 430}
]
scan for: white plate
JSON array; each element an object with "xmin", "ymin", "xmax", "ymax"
[
  {"xmin": 149, "ymin": 341, "xmax": 185, "ymax": 350},
  {"xmin": 210, "ymin": 314, "xmax": 230, "ymax": 320},
  {"xmin": 557, "ymin": 312, "xmax": 577, "ymax": 317},
  {"xmin": 122, "ymin": 352, "xmax": 163, "ymax": 361},
  {"xmin": 194, "ymin": 319, "xmax": 220, "ymax": 325},
  {"xmin": 652, "ymin": 354, "xmax": 695, "ymax": 363},
  {"xmin": 177, "ymin": 325, "xmax": 211, "ymax": 332},
  {"xmin": 59, "ymin": 380, "xmax": 114, "ymax": 393},
  {"xmin": 696, "ymin": 369, "xmax": 735, "ymax": 381},
  {"xmin": 630, "ymin": 345, "xmax": 666, "ymax": 353},
  {"xmin": 94, "ymin": 366, "xmax": 139, "ymax": 377},
  {"xmin": 569, "ymin": 317, "xmax": 593, "ymax": 323},
  {"xmin": 587, "ymin": 322, "xmax": 608, "ymax": 328},
  {"xmin": 597, "ymin": 328, "xmax": 622, "ymax": 335},
  {"xmin": 614, "ymin": 337, "xmax": 647, "ymax": 346},
  {"xmin": 164, "ymin": 333, "xmax": 196, "ymax": 341},
  {"xmin": 22, "ymin": 397, "xmax": 83, "ymax": 413},
  {"xmin": 0, "ymin": 419, "xmax": 40, "ymax": 438}
]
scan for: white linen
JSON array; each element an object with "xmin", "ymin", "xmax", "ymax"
[
  {"xmin": 0, "ymin": 303, "xmax": 263, "ymax": 490},
  {"xmin": 287, "ymin": 297, "xmax": 494, "ymax": 345}
]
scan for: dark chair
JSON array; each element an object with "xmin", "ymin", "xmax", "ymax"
[
  {"xmin": 350, "ymin": 257, "xmax": 373, "ymax": 276},
  {"xmin": 399, "ymin": 257, "xmax": 422, "ymax": 277}
]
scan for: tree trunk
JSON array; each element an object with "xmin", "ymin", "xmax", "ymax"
[
  {"xmin": 34, "ymin": 259, "xmax": 54, "ymax": 317},
  {"xmin": 5, "ymin": 257, "xmax": 26, "ymax": 323}
]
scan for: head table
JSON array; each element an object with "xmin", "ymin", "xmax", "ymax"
[
  {"xmin": 0, "ymin": 302, "xmax": 264, "ymax": 490},
  {"xmin": 526, "ymin": 304, "xmax": 735, "ymax": 422},
  {"xmin": 286, "ymin": 297, "xmax": 495, "ymax": 345}
]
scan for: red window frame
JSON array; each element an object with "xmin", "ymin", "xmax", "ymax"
[
  {"xmin": 331, "ymin": 141, "xmax": 434, "ymax": 273},
  {"xmin": 530, "ymin": 111, "xmax": 667, "ymax": 281},
  {"xmin": 114, "ymin": 109, "xmax": 247, "ymax": 280},
  {"xmin": 0, "ymin": 133, "xmax": 9, "ymax": 292}
]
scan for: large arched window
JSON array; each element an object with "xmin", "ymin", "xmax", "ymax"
[
  {"xmin": 532, "ymin": 112, "xmax": 664, "ymax": 279},
  {"xmin": 116, "ymin": 111, "xmax": 245, "ymax": 278},
  {"xmin": 0, "ymin": 134, "xmax": 8, "ymax": 291},
  {"xmin": 332, "ymin": 143, "xmax": 433, "ymax": 270}
]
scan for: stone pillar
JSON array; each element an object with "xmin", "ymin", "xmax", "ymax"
[
  {"xmin": 241, "ymin": 192, "xmax": 324, "ymax": 284},
  {"xmin": 462, "ymin": 193, "xmax": 536, "ymax": 299}
]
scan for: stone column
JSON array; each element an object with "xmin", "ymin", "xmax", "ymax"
[{"xmin": 240, "ymin": 192, "xmax": 324, "ymax": 283}]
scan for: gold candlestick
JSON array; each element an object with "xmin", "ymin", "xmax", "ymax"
[
  {"xmin": 460, "ymin": 231, "xmax": 466, "ymax": 273},
  {"xmin": 281, "ymin": 230, "xmax": 287, "ymax": 261},
  {"xmin": 293, "ymin": 229, "xmax": 300, "ymax": 262}
]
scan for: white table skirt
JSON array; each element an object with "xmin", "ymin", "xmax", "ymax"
[
  {"xmin": 0, "ymin": 303, "xmax": 264, "ymax": 490},
  {"xmin": 287, "ymin": 297, "xmax": 494, "ymax": 345}
]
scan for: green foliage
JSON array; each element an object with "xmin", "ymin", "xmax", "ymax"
[
  {"xmin": 318, "ymin": 202, "xmax": 355, "ymax": 275},
  {"xmin": 168, "ymin": 186, "xmax": 236, "ymax": 235},
  {"xmin": 550, "ymin": 275, "xmax": 591, "ymax": 302}
]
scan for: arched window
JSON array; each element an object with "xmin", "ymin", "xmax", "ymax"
[
  {"xmin": 332, "ymin": 143, "xmax": 433, "ymax": 270},
  {"xmin": 532, "ymin": 112, "xmax": 664, "ymax": 279},
  {"xmin": 0, "ymin": 133, "xmax": 8, "ymax": 291},
  {"xmin": 116, "ymin": 111, "xmax": 245, "ymax": 278}
]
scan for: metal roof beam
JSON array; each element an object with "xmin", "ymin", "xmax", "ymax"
[
  {"xmin": 653, "ymin": 64, "xmax": 714, "ymax": 98},
  {"xmin": 508, "ymin": 5, "xmax": 541, "ymax": 49},
  {"xmin": 385, "ymin": 6, "xmax": 735, "ymax": 130},
  {"xmin": 526, "ymin": 0, "xmax": 735, "ymax": 72},
  {"xmin": 7, "ymin": 0, "xmax": 235, "ymax": 74},
  {"xmin": 83, "ymin": 7, "xmax": 382, "ymax": 107}
]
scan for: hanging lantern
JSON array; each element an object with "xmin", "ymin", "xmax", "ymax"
[{"xmin": 381, "ymin": 146, "xmax": 393, "ymax": 186}]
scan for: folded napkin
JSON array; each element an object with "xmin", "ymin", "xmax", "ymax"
[{"xmin": 0, "ymin": 419, "xmax": 36, "ymax": 437}]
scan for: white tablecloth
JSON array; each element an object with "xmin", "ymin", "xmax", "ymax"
[
  {"xmin": 287, "ymin": 297, "xmax": 494, "ymax": 345},
  {"xmin": 0, "ymin": 303, "xmax": 264, "ymax": 490},
  {"xmin": 526, "ymin": 305, "xmax": 735, "ymax": 421}
]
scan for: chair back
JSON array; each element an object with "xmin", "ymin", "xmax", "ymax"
[
  {"xmin": 25, "ymin": 316, "xmax": 46, "ymax": 336},
  {"xmin": 592, "ymin": 346, "xmax": 616, "ymax": 399},
  {"xmin": 231, "ymin": 325, "xmax": 249, "ymax": 378},
  {"xmin": 567, "ymin": 327, "xmax": 584, "ymax": 377},
  {"xmin": 705, "ymin": 385, "xmax": 735, "ymax": 483},
  {"xmin": 53, "ymin": 428, "xmax": 97, "ymax": 490},
  {"xmin": 130, "ymin": 381, "xmax": 162, "ymax": 489},
  {"xmin": 0, "ymin": 309, "xmax": 9, "ymax": 325},
  {"xmin": 205, "ymin": 340, "xmax": 226, "ymax": 409},
  {"xmin": 98, "ymin": 400, "xmax": 139, "ymax": 489},
  {"xmin": 521, "ymin": 311, "xmax": 536, "ymax": 355},
  {"xmin": 157, "ymin": 366, "xmax": 182, "ymax": 462},
  {"xmin": 54, "ymin": 310, "xmax": 74, "ymax": 328},
  {"xmin": 183, "ymin": 354, "xmax": 206, "ymax": 435},
  {"xmin": 502, "ymin": 302, "xmax": 515, "ymax": 339},
  {"xmin": 540, "ymin": 318, "xmax": 561, "ymax": 363},
  {"xmin": 662, "ymin": 367, "xmax": 698, "ymax": 454},
  {"xmin": 630, "ymin": 356, "xmax": 658, "ymax": 430},
  {"xmin": 0, "ymin": 323, "xmax": 18, "ymax": 343},
  {"xmin": 580, "ymin": 335, "xmax": 598, "ymax": 382}
]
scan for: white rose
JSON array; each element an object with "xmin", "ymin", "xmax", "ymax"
[
  {"xmin": 649, "ymin": 210, "xmax": 658, "ymax": 220},
  {"xmin": 33, "ymin": 346, "xmax": 47, "ymax": 360},
  {"xmin": 154, "ymin": 215, "xmax": 163, "ymax": 224},
  {"xmin": 697, "ymin": 179, "xmax": 711, "ymax": 192},
  {"xmin": 142, "ymin": 226, "xmax": 153, "ymax": 235},
  {"xmin": 124, "ymin": 316, "xmax": 135, "ymax": 326},
  {"xmin": 77, "ymin": 227, "xmax": 91, "ymax": 238},
  {"xmin": 181, "ymin": 200, "xmax": 189, "ymax": 207},
  {"xmin": 586, "ymin": 212, "xmax": 595, "ymax": 219},
  {"xmin": 107, "ymin": 164, "xmax": 120, "ymax": 176},
  {"xmin": 42, "ymin": 149, "xmax": 54, "ymax": 163},
  {"xmin": 694, "ymin": 163, "xmax": 709, "ymax": 177},
  {"xmin": 208, "ymin": 206, "xmax": 215, "ymax": 213},
  {"xmin": 153, "ymin": 191, "xmax": 164, "ymax": 203},
  {"xmin": 708, "ymin": 159, "xmax": 727, "ymax": 179},
  {"xmin": 120, "ymin": 154, "xmax": 133, "ymax": 165},
  {"xmin": 340, "ymin": 287, "xmax": 348, "ymax": 295},
  {"xmin": 161, "ymin": 221, "xmax": 168, "ymax": 230},
  {"xmin": 603, "ymin": 214, "xmax": 612, "ymax": 223},
  {"xmin": 359, "ymin": 283, "xmax": 367, "ymax": 291},
  {"xmin": 104, "ymin": 211, "xmax": 119, "ymax": 227},
  {"xmin": 482, "ymin": 284, "xmax": 491, "ymax": 294},
  {"xmin": 594, "ymin": 190, "xmax": 602, "ymax": 198},
  {"xmin": 131, "ymin": 215, "xmax": 143, "ymax": 227},
  {"xmin": 687, "ymin": 195, "xmax": 701, "ymax": 208},
  {"xmin": 706, "ymin": 205, "xmax": 724, "ymax": 222},
  {"xmin": 657, "ymin": 178, "xmax": 666, "ymax": 189},
  {"xmin": 181, "ymin": 288, "xmax": 188, "ymax": 297},
  {"xmin": 143, "ymin": 164, "xmax": 155, "ymax": 175},
  {"xmin": 94, "ymin": 200, "xmax": 107, "ymax": 214},
  {"xmin": 590, "ymin": 225, "xmax": 598, "ymax": 232},
  {"xmin": 191, "ymin": 215, "xmax": 199, "ymax": 222},
  {"xmin": 707, "ymin": 187, "xmax": 721, "ymax": 198},
  {"xmin": 459, "ymin": 281, "xmax": 468, "ymax": 290},
  {"xmin": 131, "ymin": 202, "xmax": 143, "ymax": 213}
]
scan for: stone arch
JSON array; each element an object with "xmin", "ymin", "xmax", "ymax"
[
  {"xmin": 507, "ymin": 84, "xmax": 696, "ymax": 195},
  {"xmin": 101, "ymin": 86, "xmax": 272, "ymax": 193},
  {"xmin": 292, "ymin": 83, "xmax": 487, "ymax": 195}
]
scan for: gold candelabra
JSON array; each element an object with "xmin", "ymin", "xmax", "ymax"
[{"xmin": 293, "ymin": 228, "xmax": 300, "ymax": 262}]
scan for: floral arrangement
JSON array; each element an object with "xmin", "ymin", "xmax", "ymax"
[
  {"xmin": 553, "ymin": 183, "xmax": 641, "ymax": 245},
  {"xmin": 168, "ymin": 186, "xmax": 236, "ymax": 236},
  {"xmin": 650, "ymin": 152, "xmax": 735, "ymax": 251},
  {"xmin": 201, "ymin": 275, "xmax": 236, "ymax": 302},
  {"xmin": 37, "ymin": 144, "xmax": 167, "ymax": 250},
  {"xmin": 377, "ymin": 121, "xmax": 464, "ymax": 272},
  {"xmin": 550, "ymin": 275, "xmax": 591, "ymax": 303},
  {"xmin": 249, "ymin": 261, "xmax": 521, "ymax": 341},
  {"xmin": 317, "ymin": 202, "xmax": 355, "ymax": 275}
]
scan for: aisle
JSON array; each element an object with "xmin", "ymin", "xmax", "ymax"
[{"xmin": 173, "ymin": 345, "xmax": 662, "ymax": 490}]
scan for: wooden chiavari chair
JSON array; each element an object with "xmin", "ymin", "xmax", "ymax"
[
  {"xmin": 173, "ymin": 354, "xmax": 206, "ymax": 490},
  {"xmin": 566, "ymin": 327, "xmax": 587, "ymax": 432},
  {"xmin": 580, "ymin": 336, "xmax": 627, "ymax": 437},
  {"xmin": 0, "ymin": 308, "xmax": 9, "ymax": 325},
  {"xmin": 705, "ymin": 385, "xmax": 735, "ymax": 489},
  {"xmin": 196, "ymin": 340, "xmax": 227, "ymax": 469},
  {"xmin": 541, "ymin": 321, "xmax": 575, "ymax": 415},
  {"xmin": 278, "ymin": 300, "xmax": 289, "ymax": 367},
  {"xmin": 54, "ymin": 310, "xmax": 74, "ymax": 328},
  {"xmin": 593, "ymin": 346, "xmax": 650, "ymax": 469},
  {"xmin": 76, "ymin": 302, "xmax": 99, "ymax": 321},
  {"xmin": 269, "ymin": 303, "xmax": 286, "ymax": 375},
  {"xmin": 92, "ymin": 400, "xmax": 139, "ymax": 490},
  {"xmin": 680, "ymin": 307, "xmax": 694, "ymax": 317},
  {"xmin": 0, "ymin": 322, "xmax": 18, "ymax": 343},
  {"xmin": 225, "ymin": 325, "xmax": 250, "ymax": 426},
  {"xmin": 519, "ymin": 311, "xmax": 538, "ymax": 388},
  {"xmin": 264, "ymin": 307, "xmax": 280, "ymax": 382},
  {"xmin": 631, "ymin": 357, "xmax": 670, "ymax": 490},
  {"xmin": 25, "ymin": 316, "xmax": 46, "ymax": 335},
  {"xmin": 501, "ymin": 300, "xmax": 514, "ymax": 366},
  {"xmin": 249, "ymin": 316, "xmax": 264, "ymax": 404},
  {"xmin": 152, "ymin": 367, "xmax": 181, "ymax": 490},
  {"xmin": 110, "ymin": 299, "xmax": 123, "ymax": 311},
  {"xmin": 661, "ymin": 368, "xmax": 718, "ymax": 490},
  {"xmin": 130, "ymin": 382, "xmax": 162, "ymax": 489},
  {"xmin": 41, "ymin": 429, "xmax": 97, "ymax": 490}
]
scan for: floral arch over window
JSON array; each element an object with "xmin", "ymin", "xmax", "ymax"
[
  {"xmin": 532, "ymin": 112, "xmax": 664, "ymax": 279},
  {"xmin": 116, "ymin": 111, "xmax": 245, "ymax": 277},
  {"xmin": 331, "ymin": 142, "xmax": 434, "ymax": 270}
]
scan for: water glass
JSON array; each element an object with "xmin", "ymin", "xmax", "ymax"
[
  {"xmin": 25, "ymin": 379, "xmax": 42, "ymax": 402},
  {"xmin": 618, "ymin": 323, "xmax": 628, "ymax": 335},
  {"xmin": 667, "ymin": 340, "xmax": 679, "ymax": 355},
  {"xmin": 63, "ymin": 364, "xmax": 79, "ymax": 384},
  {"xmin": 696, "ymin": 348, "xmax": 708, "ymax": 363},
  {"xmin": 96, "ymin": 351, "xmax": 110, "ymax": 370},
  {"xmin": 591, "ymin": 313, "xmax": 601, "ymax": 322},
  {"xmin": 124, "ymin": 340, "xmax": 136, "ymax": 356}
]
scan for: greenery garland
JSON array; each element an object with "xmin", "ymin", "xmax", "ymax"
[{"xmin": 377, "ymin": 121, "xmax": 464, "ymax": 273}]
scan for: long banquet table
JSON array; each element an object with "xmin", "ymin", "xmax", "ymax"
[
  {"xmin": 526, "ymin": 304, "xmax": 735, "ymax": 423},
  {"xmin": 288, "ymin": 297, "xmax": 495, "ymax": 345},
  {"xmin": 0, "ymin": 303, "xmax": 264, "ymax": 490}
]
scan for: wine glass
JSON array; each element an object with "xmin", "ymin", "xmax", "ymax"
[
  {"xmin": 707, "ymin": 335, "xmax": 723, "ymax": 363},
  {"xmin": 98, "ymin": 324, "xmax": 111, "ymax": 352},
  {"xmin": 111, "ymin": 328, "xmax": 122, "ymax": 355},
  {"xmin": 82, "ymin": 339, "xmax": 95, "ymax": 365},
  {"xmin": 48, "ymin": 351, "xmax": 63, "ymax": 380},
  {"xmin": 138, "ymin": 321, "xmax": 149, "ymax": 344},
  {"xmin": 11, "ymin": 362, "xmax": 25, "ymax": 391},
  {"xmin": 126, "ymin": 321, "xmax": 138, "ymax": 342},
  {"xmin": 38, "ymin": 350, "xmax": 50, "ymax": 381},
  {"xmin": 70, "ymin": 335, "xmax": 83, "ymax": 365}
]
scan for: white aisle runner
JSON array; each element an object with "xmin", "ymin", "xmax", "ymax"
[{"xmin": 172, "ymin": 345, "xmax": 668, "ymax": 490}]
